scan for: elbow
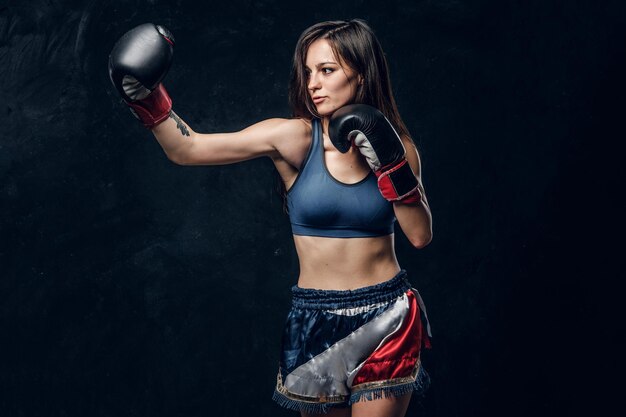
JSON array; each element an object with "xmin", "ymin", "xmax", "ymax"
[
  {"xmin": 167, "ymin": 154, "xmax": 185, "ymax": 166},
  {"xmin": 165, "ymin": 133, "xmax": 197, "ymax": 166},
  {"xmin": 409, "ymin": 232, "xmax": 432, "ymax": 249},
  {"xmin": 166, "ymin": 151, "xmax": 189, "ymax": 166}
]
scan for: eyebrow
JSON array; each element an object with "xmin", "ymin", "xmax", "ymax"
[{"xmin": 305, "ymin": 61, "xmax": 339, "ymax": 69}]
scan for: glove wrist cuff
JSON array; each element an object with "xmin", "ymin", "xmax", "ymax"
[
  {"xmin": 125, "ymin": 83, "xmax": 172, "ymax": 129},
  {"xmin": 375, "ymin": 158, "xmax": 422, "ymax": 204}
]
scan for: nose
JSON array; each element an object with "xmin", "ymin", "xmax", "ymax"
[{"xmin": 307, "ymin": 71, "xmax": 321, "ymax": 92}]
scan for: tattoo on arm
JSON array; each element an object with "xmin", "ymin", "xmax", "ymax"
[{"xmin": 169, "ymin": 111, "xmax": 190, "ymax": 137}]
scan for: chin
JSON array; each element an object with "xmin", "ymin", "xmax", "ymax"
[{"xmin": 316, "ymin": 104, "xmax": 341, "ymax": 117}]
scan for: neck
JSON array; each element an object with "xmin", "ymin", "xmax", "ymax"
[{"xmin": 320, "ymin": 117, "xmax": 330, "ymax": 136}]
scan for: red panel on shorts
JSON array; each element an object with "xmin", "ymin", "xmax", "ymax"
[{"xmin": 352, "ymin": 291, "xmax": 428, "ymax": 385}]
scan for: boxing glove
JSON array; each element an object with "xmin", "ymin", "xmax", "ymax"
[
  {"xmin": 108, "ymin": 23, "xmax": 175, "ymax": 128},
  {"xmin": 329, "ymin": 104, "xmax": 421, "ymax": 204}
]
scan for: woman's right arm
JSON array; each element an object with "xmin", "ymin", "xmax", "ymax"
[{"xmin": 151, "ymin": 111, "xmax": 302, "ymax": 166}]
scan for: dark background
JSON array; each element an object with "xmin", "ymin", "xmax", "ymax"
[{"xmin": 1, "ymin": 0, "xmax": 623, "ymax": 416}]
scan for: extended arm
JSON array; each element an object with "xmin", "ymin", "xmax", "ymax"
[
  {"xmin": 109, "ymin": 23, "xmax": 294, "ymax": 167},
  {"xmin": 150, "ymin": 114, "xmax": 292, "ymax": 166}
]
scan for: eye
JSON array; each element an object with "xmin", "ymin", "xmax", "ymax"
[{"xmin": 322, "ymin": 67, "xmax": 334, "ymax": 74}]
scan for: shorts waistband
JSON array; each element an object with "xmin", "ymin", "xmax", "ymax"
[{"xmin": 291, "ymin": 269, "xmax": 411, "ymax": 309}]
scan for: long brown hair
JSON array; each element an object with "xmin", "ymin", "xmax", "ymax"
[
  {"xmin": 277, "ymin": 19, "xmax": 414, "ymax": 213},
  {"xmin": 289, "ymin": 19, "xmax": 411, "ymax": 139}
]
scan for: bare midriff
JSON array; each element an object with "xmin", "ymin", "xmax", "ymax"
[{"xmin": 293, "ymin": 233, "xmax": 401, "ymax": 290}]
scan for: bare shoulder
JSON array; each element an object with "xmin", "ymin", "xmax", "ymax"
[
  {"xmin": 268, "ymin": 118, "xmax": 313, "ymax": 169},
  {"xmin": 243, "ymin": 117, "xmax": 307, "ymax": 133},
  {"xmin": 263, "ymin": 117, "xmax": 311, "ymax": 143},
  {"xmin": 262, "ymin": 118, "xmax": 313, "ymax": 191}
]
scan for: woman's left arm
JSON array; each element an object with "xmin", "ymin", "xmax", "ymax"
[{"xmin": 393, "ymin": 136, "xmax": 433, "ymax": 249}]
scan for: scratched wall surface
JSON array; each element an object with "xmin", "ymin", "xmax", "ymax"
[{"xmin": 0, "ymin": 1, "xmax": 623, "ymax": 416}]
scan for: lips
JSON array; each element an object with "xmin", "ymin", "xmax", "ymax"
[{"xmin": 312, "ymin": 96, "xmax": 326, "ymax": 104}]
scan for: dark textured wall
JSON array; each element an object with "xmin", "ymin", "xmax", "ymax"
[{"xmin": 1, "ymin": 1, "xmax": 622, "ymax": 416}]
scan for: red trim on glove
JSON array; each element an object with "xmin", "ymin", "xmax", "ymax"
[
  {"xmin": 375, "ymin": 158, "xmax": 422, "ymax": 204},
  {"xmin": 126, "ymin": 83, "xmax": 172, "ymax": 129},
  {"xmin": 397, "ymin": 190, "xmax": 421, "ymax": 204}
]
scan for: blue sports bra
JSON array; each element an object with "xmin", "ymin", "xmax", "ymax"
[{"xmin": 286, "ymin": 119, "xmax": 396, "ymax": 238}]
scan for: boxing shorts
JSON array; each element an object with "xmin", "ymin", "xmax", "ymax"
[{"xmin": 272, "ymin": 269, "xmax": 432, "ymax": 414}]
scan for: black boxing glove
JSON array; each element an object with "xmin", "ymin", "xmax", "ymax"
[
  {"xmin": 108, "ymin": 23, "xmax": 175, "ymax": 128},
  {"xmin": 329, "ymin": 104, "xmax": 421, "ymax": 204}
]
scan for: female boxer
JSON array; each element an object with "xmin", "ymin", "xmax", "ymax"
[{"xmin": 109, "ymin": 19, "xmax": 433, "ymax": 417}]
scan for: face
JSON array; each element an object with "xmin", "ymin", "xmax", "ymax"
[{"xmin": 305, "ymin": 38, "xmax": 361, "ymax": 116}]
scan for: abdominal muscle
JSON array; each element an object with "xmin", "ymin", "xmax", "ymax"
[{"xmin": 293, "ymin": 233, "xmax": 401, "ymax": 290}]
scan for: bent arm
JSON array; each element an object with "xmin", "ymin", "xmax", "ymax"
[
  {"xmin": 393, "ymin": 137, "xmax": 433, "ymax": 249},
  {"xmin": 151, "ymin": 111, "xmax": 289, "ymax": 165}
]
